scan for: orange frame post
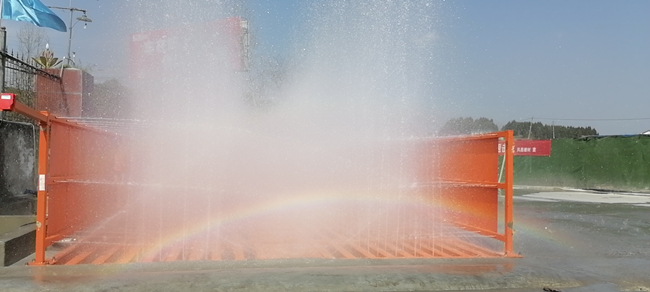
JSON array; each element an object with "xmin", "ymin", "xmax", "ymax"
[
  {"xmin": 503, "ymin": 130, "xmax": 514, "ymax": 256},
  {"xmin": 33, "ymin": 118, "xmax": 50, "ymax": 265},
  {"xmin": 1, "ymin": 95, "xmax": 53, "ymax": 265}
]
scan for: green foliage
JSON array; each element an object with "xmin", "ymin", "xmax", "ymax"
[
  {"xmin": 501, "ymin": 120, "xmax": 598, "ymax": 139},
  {"xmin": 438, "ymin": 117, "xmax": 499, "ymax": 136}
]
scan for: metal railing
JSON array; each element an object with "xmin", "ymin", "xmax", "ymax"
[{"xmin": 1, "ymin": 50, "xmax": 62, "ymax": 124}]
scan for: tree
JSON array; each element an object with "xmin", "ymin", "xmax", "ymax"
[
  {"xmin": 474, "ymin": 117, "xmax": 499, "ymax": 133},
  {"xmin": 84, "ymin": 79, "xmax": 132, "ymax": 119},
  {"xmin": 2, "ymin": 25, "xmax": 50, "ymax": 123},
  {"xmin": 438, "ymin": 117, "xmax": 499, "ymax": 136},
  {"xmin": 16, "ymin": 23, "xmax": 49, "ymax": 58},
  {"xmin": 500, "ymin": 120, "xmax": 598, "ymax": 139}
]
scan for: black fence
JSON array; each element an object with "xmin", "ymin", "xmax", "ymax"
[
  {"xmin": 0, "ymin": 50, "xmax": 61, "ymax": 214},
  {"xmin": 1, "ymin": 50, "xmax": 62, "ymax": 123}
]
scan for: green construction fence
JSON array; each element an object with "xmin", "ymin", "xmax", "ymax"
[{"xmin": 510, "ymin": 135, "xmax": 650, "ymax": 191}]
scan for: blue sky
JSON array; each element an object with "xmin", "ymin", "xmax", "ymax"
[
  {"xmin": 2, "ymin": 0, "xmax": 648, "ymax": 134},
  {"xmin": 443, "ymin": 1, "xmax": 650, "ymax": 134}
]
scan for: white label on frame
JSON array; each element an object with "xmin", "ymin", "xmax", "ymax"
[{"xmin": 39, "ymin": 175, "xmax": 45, "ymax": 191}]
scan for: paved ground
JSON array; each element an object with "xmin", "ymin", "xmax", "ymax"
[
  {"xmin": 0, "ymin": 188, "xmax": 649, "ymax": 292},
  {"xmin": 510, "ymin": 188, "xmax": 650, "ymax": 292}
]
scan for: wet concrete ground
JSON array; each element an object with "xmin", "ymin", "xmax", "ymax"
[
  {"xmin": 510, "ymin": 189, "xmax": 650, "ymax": 292},
  {"xmin": 0, "ymin": 188, "xmax": 649, "ymax": 291}
]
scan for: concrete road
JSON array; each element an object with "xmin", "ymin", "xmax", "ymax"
[
  {"xmin": 511, "ymin": 189, "xmax": 650, "ymax": 292},
  {"xmin": 0, "ymin": 188, "xmax": 648, "ymax": 292}
]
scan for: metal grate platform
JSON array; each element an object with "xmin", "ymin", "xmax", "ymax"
[{"xmin": 47, "ymin": 206, "xmax": 504, "ymax": 265}]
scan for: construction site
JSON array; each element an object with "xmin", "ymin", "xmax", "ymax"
[{"xmin": 1, "ymin": 1, "xmax": 650, "ymax": 291}]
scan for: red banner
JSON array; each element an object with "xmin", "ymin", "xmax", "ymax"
[
  {"xmin": 129, "ymin": 17, "xmax": 248, "ymax": 80},
  {"xmin": 498, "ymin": 140, "xmax": 552, "ymax": 156}
]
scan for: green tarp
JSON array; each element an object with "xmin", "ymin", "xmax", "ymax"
[{"xmin": 513, "ymin": 135, "xmax": 650, "ymax": 191}]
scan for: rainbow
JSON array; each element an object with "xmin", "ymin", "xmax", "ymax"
[{"xmin": 137, "ymin": 190, "xmax": 438, "ymax": 260}]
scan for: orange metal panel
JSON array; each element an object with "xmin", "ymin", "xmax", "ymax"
[
  {"xmin": 65, "ymin": 246, "xmax": 96, "ymax": 265},
  {"xmin": 435, "ymin": 186, "xmax": 498, "ymax": 233},
  {"xmin": 311, "ymin": 242, "xmax": 336, "ymax": 259},
  {"xmin": 114, "ymin": 247, "xmax": 139, "ymax": 264},
  {"xmin": 209, "ymin": 244, "xmax": 223, "ymax": 261},
  {"xmin": 48, "ymin": 242, "xmax": 80, "ymax": 265},
  {"xmin": 91, "ymin": 246, "xmax": 120, "ymax": 264},
  {"xmin": 380, "ymin": 240, "xmax": 416, "ymax": 258},
  {"xmin": 42, "ymin": 119, "xmax": 126, "ymax": 264},
  {"xmin": 188, "ymin": 240, "xmax": 206, "ymax": 261},
  {"xmin": 329, "ymin": 244, "xmax": 358, "ymax": 259},
  {"xmin": 339, "ymin": 241, "xmax": 378, "ymax": 259},
  {"xmin": 368, "ymin": 245, "xmax": 393, "ymax": 258},
  {"xmin": 443, "ymin": 239, "xmax": 478, "ymax": 257},
  {"xmin": 164, "ymin": 248, "xmax": 182, "ymax": 262},
  {"xmin": 453, "ymin": 238, "xmax": 498, "ymax": 257},
  {"xmin": 139, "ymin": 250, "xmax": 160, "ymax": 263},
  {"xmin": 432, "ymin": 137, "xmax": 498, "ymax": 183},
  {"xmin": 229, "ymin": 241, "xmax": 248, "ymax": 261}
]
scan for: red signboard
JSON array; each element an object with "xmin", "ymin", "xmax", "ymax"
[
  {"xmin": 129, "ymin": 17, "xmax": 249, "ymax": 80},
  {"xmin": 498, "ymin": 140, "xmax": 552, "ymax": 156}
]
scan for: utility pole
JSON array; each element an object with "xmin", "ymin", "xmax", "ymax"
[
  {"xmin": 527, "ymin": 117, "xmax": 534, "ymax": 139},
  {"xmin": 552, "ymin": 121, "xmax": 555, "ymax": 139}
]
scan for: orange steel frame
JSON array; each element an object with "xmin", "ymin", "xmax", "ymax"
[
  {"xmin": 1, "ymin": 95, "xmax": 51, "ymax": 264},
  {"xmin": 2, "ymin": 96, "xmax": 123, "ymax": 265},
  {"xmin": 423, "ymin": 131, "xmax": 515, "ymax": 256},
  {"xmin": 2, "ymin": 95, "xmax": 516, "ymax": 265}
]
